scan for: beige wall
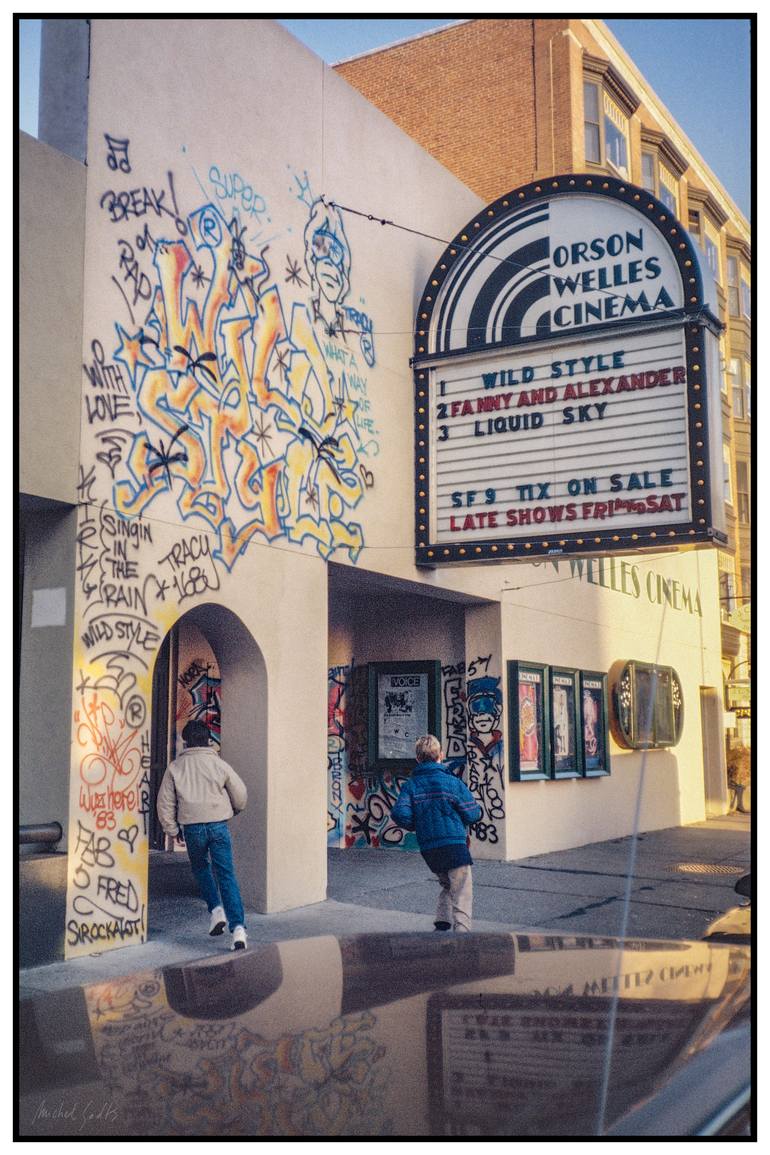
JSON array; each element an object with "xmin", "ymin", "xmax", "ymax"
[
  {"xmin": 19, "ymin": 132, "xmax": 84, "ymax": 504},
  {"xmin": 64, "ymin": 17, "xmax": 482, "ymax": 955},
  {"xmin": 499, "ymin": 548, "xmax": 725, "ymax": 856}
]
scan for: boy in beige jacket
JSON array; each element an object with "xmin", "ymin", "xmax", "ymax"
[{"xmin": 157, "ymin": 719, "xmax": 249, "ymax": 950}]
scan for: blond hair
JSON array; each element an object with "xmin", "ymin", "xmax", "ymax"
[{"xmin": 415, "ymin": 734, "xmax": 441, "ymax": 763}]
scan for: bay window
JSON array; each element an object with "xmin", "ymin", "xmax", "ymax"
[{"xmin": 582, "ymin": 57, "xmax": 637, "ymax": 180}]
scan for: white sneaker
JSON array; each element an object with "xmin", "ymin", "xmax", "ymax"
[
  {"xmin": 231, "ymin": 925, "xmax": 247, "ymax": 951},
  {"xmin": 208, "ymin": 905, "xmax": 226, "ymax": 936}
]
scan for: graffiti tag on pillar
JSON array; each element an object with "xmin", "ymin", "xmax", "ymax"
[{"xmin": 465, "ymin": 661, "xmax": 505, "ymax": 845}]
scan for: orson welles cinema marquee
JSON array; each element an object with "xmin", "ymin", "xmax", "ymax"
[{"xmin": 412, "ymin": 174, "xmax": 726, "ymax": 564}]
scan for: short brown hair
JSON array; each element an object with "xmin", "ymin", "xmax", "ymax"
[
  {"xmin": 182, "ymin": 720, "xmax": 210, "ymax": 747},
  {"xmin": 415, "ymin": 734, "xmax": 441, "ymax": 763}
]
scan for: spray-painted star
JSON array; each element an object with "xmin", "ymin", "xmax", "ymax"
[
  {"xmin": 274, "ymin": 346, "xmax": 291, "ymax": 380},
  {"xmin": 285, "ymin": 256, "xmax": 306, "ymax": 287},
  {"xmin": 252, "ymin": 412, "xmax": 273, "ymax": 456},
  {"xmin": 191, "ymin": 264, "xmax": 209, "ymax": 289}
]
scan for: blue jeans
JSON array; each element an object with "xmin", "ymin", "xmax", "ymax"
[{"xmin": 183, "ymin": 821, "xmax": 245, "ymax": 931}]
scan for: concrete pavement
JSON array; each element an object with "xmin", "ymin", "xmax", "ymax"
[{"xmin": 19, "ymin": 811, "xmax": 751, "ymax": 996}]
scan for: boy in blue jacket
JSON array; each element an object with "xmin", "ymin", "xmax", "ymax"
[{"xmin": 391, "ymin": 734, "xmax": 482, "ymax": 932}]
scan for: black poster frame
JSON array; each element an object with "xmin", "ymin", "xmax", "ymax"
[{"xmin": 367, "ymin": 660, "xmax": 442, "ymax": 772}]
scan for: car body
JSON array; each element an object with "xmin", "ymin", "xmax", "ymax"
[
  {"xmin": 19, "ymin": 929, "xmax": 750, "ymax": 1138},
  {"xmin": 701, "ymin": 874, "xmax": 751, "ymax": 947}
]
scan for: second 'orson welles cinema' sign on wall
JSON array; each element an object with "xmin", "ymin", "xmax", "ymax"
[{"xmin": 412, "ymin": 174, "xmax": 726, "ymax": 565}]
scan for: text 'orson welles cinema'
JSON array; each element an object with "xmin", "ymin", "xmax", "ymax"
[{"xmin": 412, "ymin": 174, "xmax": 725, "ymax": 565}]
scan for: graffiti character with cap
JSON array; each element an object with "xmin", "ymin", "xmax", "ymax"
[{"xmin": 467, "ymin": 676, "xmax": 504, "ymax": 759}]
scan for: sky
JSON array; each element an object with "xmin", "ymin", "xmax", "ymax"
[{"xmin": 18, "ymin": 16, "xmax": 752, "ymax": 219}]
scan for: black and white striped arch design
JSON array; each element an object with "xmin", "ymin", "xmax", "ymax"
[{"xmin": 413, "ymin": 174, "xmax": 722, "ymax": 566}]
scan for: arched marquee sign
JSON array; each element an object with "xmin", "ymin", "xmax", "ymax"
[{"xmin": 413, "ymin": 174, "xmax": 726, "ymax": 565}]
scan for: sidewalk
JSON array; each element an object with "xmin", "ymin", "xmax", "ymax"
[{"xmin": 19, "ymin": 811, "xmax": 751, "ymax": 996}]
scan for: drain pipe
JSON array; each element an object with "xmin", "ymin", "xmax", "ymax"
[{"xmin": 18, "ymin": 823, "xmax": 64, "ymax": 848}]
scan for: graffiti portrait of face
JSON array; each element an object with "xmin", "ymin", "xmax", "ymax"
[
  {"xmin": 469, "ymin": 694, "xmax": 500, "ymax": 736},
  {"xmin": 311, "ymin": 227, "xmax": 347, "ymax": 304}
]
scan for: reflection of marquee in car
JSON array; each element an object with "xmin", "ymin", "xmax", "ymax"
[{"xmin": 413, "ymin": 174, "xmax": 727, "ymax": 565}]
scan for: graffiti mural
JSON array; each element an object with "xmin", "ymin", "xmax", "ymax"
[
  {"xmin": 345, "ymin": 771, "xmax": 418, "ymax": 850},
  {"xmin": 111, "ymin": 190, "xmax": 376, "ymax": 567},
  {"xmin": 175, "ymin": 622, "xmax": 221, "ymax": 747},
  {"xmin": 327, "ymin": 663, "xmax": 351, "ymax": 846},
  {"xmin": 325, "ymin": 660, "xmax": 474, "ymax": 851},
  {"xmin": 464, "ymin": 656, "xmax": 505, "ymax": 846},
  {"xmin": 442, "ymin": 660, "xmax": 467, "ymax": 763},
  {"xmin": 66, "ymin": 129, "xmax": 381, "ymax": 956}
]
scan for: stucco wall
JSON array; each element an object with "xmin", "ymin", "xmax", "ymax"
[
  {"xmin": 500, "ymin": 548, "xmax": 724, "ymax": 857},
  {"xmin": 19, "ymin": 499, "xmax": 77, "ymax": 835},
  {"xmin": 64, "ymin": 16, "xmax": 482, "ymax": 955},
  {"xmin": 19, "ymin": 132, "xmax": 84, "ymax": 505}
]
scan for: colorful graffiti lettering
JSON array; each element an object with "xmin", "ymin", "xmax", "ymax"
[
  {"xmin": 76, "ymin": 695, "xmax": 144, "ymax": 802},
  {"xmin": 111, "ymin": 193, "xmax": 375, "ymax": 567},
  {"xmin": 67, "ymin": 133, "xmax": 382, "ymax": 957},
  {"xmin": 345, "ymin": 772, "xmax": 417, "ymax": 850},
  {"xmin": 327, "ymin": 663, "xmax": 350, "ymax": 846}
]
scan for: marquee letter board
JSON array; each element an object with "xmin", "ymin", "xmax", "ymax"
[{"xmin": 413, "ymin": 174, "xmax": 726, "ymax": 565}]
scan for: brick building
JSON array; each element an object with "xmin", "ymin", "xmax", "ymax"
[{"xmin": 336, "ymin": 17, "xmax": 752, "ymax": 746}]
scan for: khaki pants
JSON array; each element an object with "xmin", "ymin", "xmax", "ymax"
[{"xmin": 435, "ymin": 865, "xmax": 473, "ymax": 932}]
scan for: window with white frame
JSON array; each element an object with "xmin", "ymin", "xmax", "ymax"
[
  {"xmin": 744, "ymin": 362, "xmax": 751, "ymax": 415},
  {"xmin": 740, "ymin": 276, "xmax": 751, "ymax": 318},
  {"xmin": 583, "ymin": 80, "xmax": 630, "ymax": 177},
  {"xmin": 658, "ymin": 163, "xmax": 679, "ymax": 217},
  {"xmin": 722, "ymin": 442, "xmax": 733, "ymax": 505},
  {"xmin": 730, "ymin": 357, "xmax": 743, "ymax": 415},
  {"xmin": 641, "ymin": 151, "xmax": 656, "ymax": 193},
  {"xmin": 584, "ymin": 81, "xmax": 601, "ymax": 163},
  {"xmin": 736, "ymin": 461, "xmax": 750, "ymax": 524},
  {"xmin": 718, "ymin": 551, "xmax": 736, "ymax": 614},
  {"xmin": 688, "ymin": 209, "xmax": 701, "ymax": 243},
  {"xmin": 727, "ymin": 256, "xmax": 740, "ymax": 315},
  {"xmin": 602, "ymin": 91, "xmax": 629, "ymax": 176},
  {"xmin": 641, "ymin": 150, "xmax": 680, "ymax": 215},
  {"xmin": 704, "ymin": 220, "xmax": 721, "ymax": 284}
]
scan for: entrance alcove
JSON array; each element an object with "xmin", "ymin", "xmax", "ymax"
[{"xmin": 149, "ymin": 602, "xmax": 268, "ymax": 911}]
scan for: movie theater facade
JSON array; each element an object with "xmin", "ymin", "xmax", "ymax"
[{"xmin": 19, "ymin": 19, "xmax": 728, "ymax": 959}]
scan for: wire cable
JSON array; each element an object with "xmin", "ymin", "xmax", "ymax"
[
  {"xmin": 595, "ymin": 597, "xmax": 669, "ymax": 1135},
  {"xmin": 326, "ymin": 196, "xmax": 713, "ymax": 328}
]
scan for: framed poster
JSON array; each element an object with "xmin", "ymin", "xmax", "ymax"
[
  {"xmin": 367, "ymin": 661, "xmax": 441, "ymax": 771},
  {"xmin": 507, "ymin": 661, "xmax": 549, "ymax": 781},
  {"xmin": 580, "ymin": 671, "xmax": 610, "ymax": 777},
  {"xmin": 549, "ymin": 668, "xmax": 581, "ymax": 777}
]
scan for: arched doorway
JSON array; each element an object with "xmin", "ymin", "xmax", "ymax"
[{"xmin": 150, "ymin": 603, "xmax": 269, "ymax": 910}]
